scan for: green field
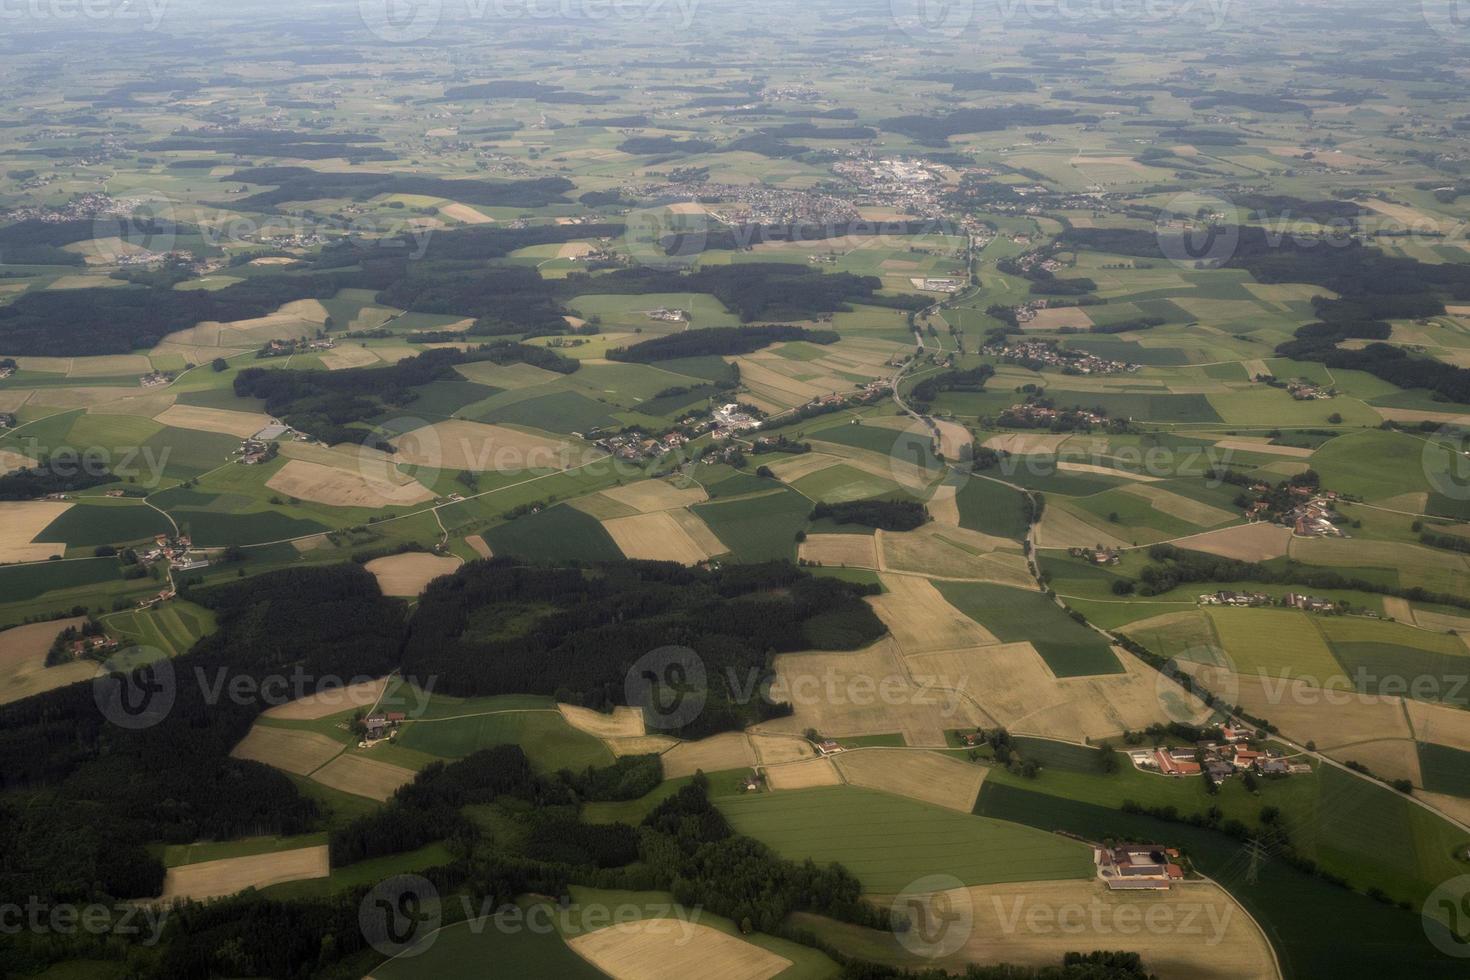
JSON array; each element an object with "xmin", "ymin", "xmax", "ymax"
[
  {"xmin": 933, "ymin": 581, "xmax": 1122, "ymax": 676},
  {"xmin": 953, "ymin": 476, "xmax": 1030, "ymax": 539},
  {"xmin": 396, "ymin": 709, "xmax": 613, "ymax": 772},
  {"xmin": 481, "ymin": 503, "xmax": 623, "ymax": 563},
  {"xmin": 691, "ymin": 486, "xmax": 810, "ymax": 562},
  {"xmin": 717, "ymin": 785, "xmax": 1094, "ymax": 892}
]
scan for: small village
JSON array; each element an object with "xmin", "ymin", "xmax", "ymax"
[
  {"xmin": 1128, "ymin": 721, "xmax": 1313, "ymax": 788},
  {"xmin": 143, "ymin": 533, "xmax": 211, "ymax": 573},
  {"xmin": 983, "ymin": 338, "xmax": 1140, "ymax": 376}
]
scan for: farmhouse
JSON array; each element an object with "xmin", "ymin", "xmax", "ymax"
[
  {"xmin": 1285, "ymin": 592, "xmax": 1335, "ymax": 613},
  {"xmin": 1200, "ymin": 590, "xmax": 1271, "ymax": 607},
  {"xmin": 1095, "ymin": 844, "xmax": 1184, "ymax": 890}
]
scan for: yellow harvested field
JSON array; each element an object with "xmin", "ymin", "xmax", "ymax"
[
  {"xmin": 750, "ymin": 733, "xmax": 816, "ymax": 764},
  {"xmin": 1056, "ymin": 461, "xmax": 1161, "ymax": 483},
  {"xmin": 764, "ymin": 756, "xmax": 842, "ymax": 790},
  {"xmin": 466, "ymin": 534, "xmax": 493, "ymax": 558},
  {"xmin": 907, "ymin": 643, "xmax": 1210, "ymax": 743},
  {"xmin": 1407, "ymin": 699, "xmax": 1470, "ymax": 754},
  {"xmin": 67, "ymin": 354, "xmax": 153, "ymax": 377},
  {"xmin": 1119, "ymin": 484, "xmax": 1236, "ymax": 527},
  {"xmin": 159, "ymin": 846, "xmax": 330, "ymax": 902},
  {"xmin": 568, "ymin": 920, "xmax": 791, "ymax": 980},
  {"xmin": 608, "ymin": 734, "xmax": 679, "ymax": 757},
  {"xmin": 928, "ymin": 483, "xmax": 961, "ymax": 526},
  {"xmin": 798, "ymin": 533, "xmax": 879, "ymax": 568},
  {"xmin": 767, "ymin": 451, "xmax": 844, "ymax": 482},
  {"xmin": 666, "ymin": 508, "xmax": 728, "ymax": 556},
  {"xmin": 853, "ymin": 879, "xmax": 1277, "ymax": 980},
  {"xmin": 0, "ymin": 390, "xmax": 31, "ymax": 412},
  {"xmin": 318, "ymin": 346, "xmax": 384, "ymax": 370},
  {"xmin": 262, "ymin": 677, "xmax": 387, "ymax": 721},
  {"xmin": 661, "ymin": 732, "xmax": 756, "ymax": 778},
  {"xmin": 569, "ymin": 492, "xmax": 640, "ymax": 521},
  {"xmin": 1414, "ymin": 609, "xmax": 1470, "ymax": 640},
  {"xmin": 934, "ymin": 420, "xmax": 971, "ymax": 460},
  {"xmin": 1327, "ymin": 738, "xmax": 1422, "ymax": 788},
  {"xmin": 393, "ymin": 420, "xmax": 570, "ymax": 471},
  {"xmin": 440, "ymin": 202, "xmax": 494, "ymax": 224},
  {"xmin": 230, "ymin": 725, "xmax": 343, "ymax": 776},
  {"xmin": 1381, "ymin": 596, "xmax": 1414, "ymax": 623},
  {"xmin": 26, "ymin": 385, "xmax": 143, "ymax": 409},
  {"xmin": 1024, "ymin": 307, "xmax": 1095, "ymax": 330},
  {"xmin": 1214, "ymin": 438, "xmax": 1315, "ymax": 459},
  {"xmin": 559, "ymin": 704, "xmax": 646, "ymax": 739},
  {"xmin": 0, "ymin": 500, "xmax": 71, "ymax": 563},
  {"xmin": 983, "ymin": 433, "xmax": 1072, "ymax": 454},
  {"xmin": 603, "ymin": 511, "xmax": 714, "ymax": 565},
  {"xmin": 1169, "ymin": 523, "xmax": 1292, "ymax": 562},
  {"xmin": 0, "ymin": 616, "xmax": 92, "ymax": 706},
  {"xmin": 761, "ymin": 639, "xmax": 985, "ymax": 747},
  {"xmin": 267, "ymin": 458, "xmax": 434, "ymax": 508},
  {"xmin": 1363, "ymin": 199, "xmax": 1453, "ymax": 234},
  {"xmin": 601, "ymin": 479, "xmax": 708, "ymax": 512},
  {"xmin": 879, "ymin": 526, "xmax": 1033, "ymax": 585},
  {"xmin": 310, "ymin": 752, "xmax": 416, "ymax": 801},
  {"xmin": 1034, "ymin": 506, "xmax": 1130, "ymax": 551},
  {"xmin": 1289, "ymin": 536, "xmax": 1468, "ymax": 574},
  {"xmin": 1420, "ymin": 791, "xmax": 1470, "ymax": 828},
  {"xmin": 833, "ymin": 747, "xmax": 986, "ymax": 812},
  {"xmin": 869, "ymin": 573, "xmax": 998, "ymax": 654},
  {"xmin": 0, "ymin": 449, "xmax": 34, "ymax": 474},
  {"xmin": 364, "ymin": 553, "xmax": 463, "ymax": 596},
  {"xmin": 1186, "ymin": 664, "xmax": 1410, "ymax": 751},
  {"xmin": 154, "ymin": 403, "xmax": 273, "ymax": 438}
]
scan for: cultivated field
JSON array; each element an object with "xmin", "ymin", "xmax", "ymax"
[
  {"xmin": 906, "ymin": 642, "xmax": 1211, "ymax": 743},
  {"xmin": 799, "ymin": 532, "xmax": 879, "ymax": 568},
  {"xmin": 558, "ymin": 703, "xmax": 646, "ymax": 739},
  {"xmin": 261, "ymin": 677, "xmax": 387, "ymax": 721},
  {"xmin": 392, "ymin": 420, "xmax": 570, "ymax": 471},
  {"xmin": 868, "ymin": 573, "xmax": 998, "ymax": 654},
  {"xmin": 1033, "ymin": 507, "xmax": 1130, "ymax": 550},
  {"xmin": 266, "ymin": 458, "xmax": 435, "ymax": 508},
  {"xmin": 159, "ymin": 846, "xmax": 329, "ymax": 902},
  {"xmin": 1168, "ymin": 523, "xmax": 1293, "ymax": 561},
  {"xmin": 465, "ymin": 534, "xmax": 493, "ymax": 558},
  {"xmin": 603, "ymin": 511, "xmax": 716, "ymax": 565},
  {"xmin": 230, "ymin": 725, "xmax": 343, "ymax": 776},
  {"xmin": 309, "ymin": 752, "xmax": 416, "ymax": 801},
  {"xmin": 364, "ymin": 553, "xmax": 463, "ymax": 596},
  {"xmin": 600, "ymin": 479, "xmax": 708, "ymax": 512},
  {"xmin": 833, "ymin": 747, "xmax": 987, "ymax": 812},
  {"xmin": 660, "ymin": 732, "xmax": 755, "ymax": 778},
  {"xmin": 0, "ymin": 615, "xmax": 92, "ymax": 705},
  {"xmin": 0, "ymin": 501, "xmax": 71, "ymax": 562},
  {"xmin": 764, "ymin": 756, "xmax": 843, "ymax": 790},
  {"xmin": 879, "ymin": 525, "xmax": 1034, "ymax": 585},
  {"xmin": 749, "ymin": 732, "xmax": 816, "ymax": 764},
  {"xmin": 568, "ymin": 921, "xmax": 792, "ymax": 980},
  {"xmin": 153, "ymin": 404, "xmax": 273, "ymax": 438}
]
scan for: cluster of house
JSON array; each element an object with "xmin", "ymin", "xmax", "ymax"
[
  {"xmin": 1287, "ymin": 380, "xmax": 1335, "ymax": 400},
  {"xmin": 260, "ymin": 337, "xmax": 335, "ymax": 357},
  {"xmin": 1284, "ymin": 493, "xmax": 1344, "ymax": 537},
  {"xmin": 138, "ymin": 587, "xmax": 177, "ymax": 610},
  {"xmin": 711, "ymin": 403, "xmax": 761, "ymax": 436},
  {"xmin": 0, "ymin": 412, "xmax": 15, "ymax": 429},
  {"xmin": 359, "ymin": 711, "xmax": 406, "ymax": 746},
  {"xmin": 1129, "ymin": 724, "xmax": 1311, "ymax": 787},
  {"xmin": 0, "ymin": 365, "xmax": 14, "ymax": 381},
  {"xmin": 1010, "ymin": 299, "xmax": 1054, "ymax": 324},
  {"xmin": 646, "ymin": 307, "xmax": 688, "ymax": 322},
  {"xmin": 236, "ymin": 423, "xmax": 300, "ymax": 463},
  {"xmin": 1199, "ymin": 590, "xmax": 1272, "ymax": 607},
  {"xmin": 593, "ymin": 429, "xmax": 688, "ymax": 461},
  {"xmin": 66, "ymin": 633, "xmax": 119, "ymax": 658},
  {"xmin": 1069, "ymin": 546, "xmax": 1121, "ymax": 565},
  {"xmin": 139, "ymin": 371, "xmax": 174, "ymax": 388},
  {"xmin": 144, "ymin": 534, "xmax": 210, "ymax": 572},
  {"xmin": 983, "ymin": 339, "xmax": 1139, "ymax": 376},
  {"xmin": 1094, "ymin": 844, "xmax": 1185, "ymax": 891},
  {"xmin": 998, "ymin": 402, "xmax": 1108, "ymax": 427},
  {"xmin": 911, "ymin": 277, "xmax": 965, "ymax": 293}
]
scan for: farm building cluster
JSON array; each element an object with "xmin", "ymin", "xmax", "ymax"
[
  {"xmin": 1129, "ymin": 723, "xmax": 1311, "ymax": 787},
  {"xmin": 1094, "ymin": 844, "xmax": 1185, "ymax": 891},
  {"xmin": 144, "ymin": 534, "xmax": 210, "ymax": 573}
]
